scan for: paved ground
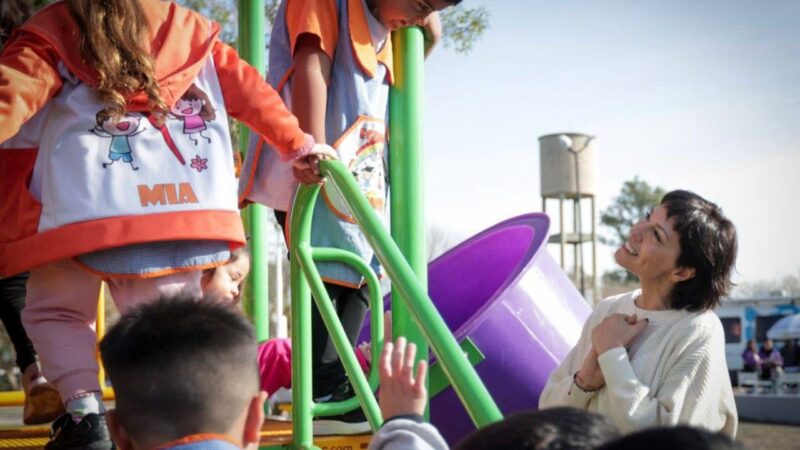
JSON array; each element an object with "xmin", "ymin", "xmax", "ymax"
[
  {"xmin": 0, "ymin": 406, "xmax": 797, "ymax": 449},
  {"xmin": 736, "ymin": 421, "xmax": 800, "ymax": 450}
]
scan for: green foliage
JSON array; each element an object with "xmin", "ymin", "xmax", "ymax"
[
  {"xmin": 30, "ymin": 0, "xmax": 490, "ymax": 54},
  {"xmin": 178, "ymin": 1, "xmax": 488, "ymax": 53},
  {"xmin": 177, "ymin": 0, "xmax": 240, "ymax": 44},
  {"xmin": 600, "ymin": 177, "xmax": 666, "ymax": 283},
  {"xmin": 600, "ymin": 177, "xmax": 666, "ymax": 247},
  {"xmin": 439, "ymin": 5, "xmax": 489, "ymax": 54},
  {"xmin": 31, "ymin": 0, "xmax": 52, "ymax": 9}
]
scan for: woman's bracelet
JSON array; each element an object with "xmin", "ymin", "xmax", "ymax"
[{"xmin": 572, "ymin": 371, "xmax": 601, "ymax": 393}]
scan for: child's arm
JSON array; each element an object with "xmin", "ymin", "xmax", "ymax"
[
  {"xmin": 212, "ymin": 41, "xmax": 333, "ymax": 165},
  {"xmin": 368, "ymin": 336, "xmax": 448, "ymax": 450},
  {"xmin": 282, "ymin": 0, "xmax": 338, "ymax": 184},
  {"xmin": 0, "ymin": 32, "xmax": 63, "ymax": 144},
  {"xmin": 292, "ymin": 34, "xmax": 331, "ymax": 145},
  {"xmin": 290, "ymin": 34, "xmax": 332, "ymax": 184},
  {"xmin": 368, "ymin": 417, "xmax": 449, "ymax": 450},
  {"xmin": 421, "ymin": 12, "xmax": 442, "ymax": 58}
]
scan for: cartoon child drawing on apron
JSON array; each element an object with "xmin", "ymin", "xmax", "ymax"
[
  {"xmin": 92, "ymin": 111, "xmax": 145, "ymax": 171},
  {"xmin": 170, "ymin": 83, "xmax": 216, "ymax": 145}
]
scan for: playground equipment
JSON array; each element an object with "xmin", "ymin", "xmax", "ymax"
[
  {"xmin": 0, "ymin": 4, "xmax": 592, "ymax": 450},
  {"xmin": 232, "ymin": 3, "xmax": 593, "ymax": 448},
  {"xmin": 359, "ymin": 213, "xmax": 591, "ymax": 444},
  {"xmin": 238, "ymin": 0, "xmax": 270, "ymax": 342},
  {"xmin": 288, "ymin": 159, "xmax": 504, "ymax": 449},
  {"xmin": 425, "ymin": 213, "xmax": 590, "ymax": 443}
]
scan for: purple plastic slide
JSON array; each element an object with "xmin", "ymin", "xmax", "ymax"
[{"xmin": 364, "ymin": 213, "xmax": 591, "ymax": 443}]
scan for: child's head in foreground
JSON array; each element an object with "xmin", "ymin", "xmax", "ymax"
[
  {"xmin": 99, "ymin": 296, "xmax": 264, "ymax": 450},
  {"xmin": 594, "ymin": 425, "xmax": 745, "ymax": 450},
  {"xmin": 201, "ymin": 246, "xmax": 250, "ymax": 306},
  {"xmin": 453, "ymin": 407, "xmax": 620, "ymax": 450}
]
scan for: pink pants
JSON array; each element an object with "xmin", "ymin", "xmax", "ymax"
[
  {"xmin": 258, "ymin": 338, "xmax": 293, "ymax": 395},
  {"xmin": 22, "ymin": 259, "xmax": 202, "ymax": 403},
  {"xmin": 258, "ymin": 338, "xmax": 369, "ymax": 396}
]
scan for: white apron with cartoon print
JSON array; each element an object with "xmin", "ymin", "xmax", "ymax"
[
  {"xmin": 30, "ymin": 58, "xmax": 238, "ymax": 232},
  {"xmin": 322, "ymin": 116, "xmax": 386, "ymax": 221},
  {"xmin": 239, "ymin": 0, "xmax": 391, "ymax": 286}
]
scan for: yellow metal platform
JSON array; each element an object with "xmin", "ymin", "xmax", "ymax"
[
  {"xmin": 259, "ymin": 418, "xmax": 371, "ymax": 449},
  {"xmin": 0, "ymin": 426, "xmax": 49, "ymax": 450},
  {"xmin": 0, "ymin": 420, "xmax": 371, "ymax": 450}
]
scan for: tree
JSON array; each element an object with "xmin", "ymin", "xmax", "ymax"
[
  {"xmin": 177, "ymin": 0, "xmax": 240, "ymax": 44},
  {"xmin": 439, "ymin": 5, "xmax": 489, "ymax": 54},
  {"xmin": 600, "ymin": 177, "xmax": 666, "ymax": 283},
  {"xmin": 174, "ymin": 0, "xmax": 489, "ymax": 153},
  {"xmin": 29, "ymin": 0, "xmax": 492, "ymax": 51},
  {"xmin": 733, "ymin": 269, "xmax": 800, "ymax": 298},
  {"xmin": 178, "ymin": 1, "xmax": 489, "ymax": 52}
]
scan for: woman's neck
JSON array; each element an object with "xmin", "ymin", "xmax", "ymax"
[{"xmin": 636, "ymin": 278, "xmax": 672, "ymax": 310}]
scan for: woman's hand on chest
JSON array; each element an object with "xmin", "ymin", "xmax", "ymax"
[{"xmin": 592, "ymin": 313, "xmax": 649, "ymax": 355}]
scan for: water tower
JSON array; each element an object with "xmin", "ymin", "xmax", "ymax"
[{"xmin": 538, "ymin": 133, "xmax": 598, "ymax": 303}]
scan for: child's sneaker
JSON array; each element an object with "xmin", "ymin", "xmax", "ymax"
[
  {"xmin": 312, "ymin": 381, "xmax": 370, "ymax": 436},
  {"xmin": 312, "ymin": 408, "xmax": 371, "ymax": 436},
  {"xmin": 22, "ymin": 367, "xmax": 66, "ymax": 425},
  {"xmin": 23, "ymin": 381, "xmax": 66, "ymax": 425},
  {"xmin": 45, "ymin": 413, "xmax": 115, "ymax": 450}
]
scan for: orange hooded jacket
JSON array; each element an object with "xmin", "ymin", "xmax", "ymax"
[{"xmin": 0, "ymin": 1, "xmax": 308, "ymax": 276}]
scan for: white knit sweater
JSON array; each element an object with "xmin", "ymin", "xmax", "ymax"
[{"xmin": 539, "ymin": 290, "xmax": 737, "ymax": 437}]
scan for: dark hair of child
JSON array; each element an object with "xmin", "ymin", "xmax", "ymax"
[{"xmin": 453, "ymin": 407, "xmax": 620, "ymax": 450}]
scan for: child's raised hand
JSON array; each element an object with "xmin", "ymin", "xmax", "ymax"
[{"xmin": 378, "ymin": 336, "xmax": 428, "ymax": 420}]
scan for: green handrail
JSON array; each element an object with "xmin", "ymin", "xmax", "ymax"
[
  {"xmin": 295, "ymin": 247, "xmax": 382, "ymax": 424},
  {"xmin": 289, "ymin": 160, "xmax": 502, "ymax": 449},
  {"xmin": 289, "ymin": 185, "xmax": 386, "ymax": 449},
  {"xmin": 308, "ymin": 248, "xmax": 384, "ymax": 406}
]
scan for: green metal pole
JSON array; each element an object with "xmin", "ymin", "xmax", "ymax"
[
  {"xmin": 389, "ymin": 25, "xmax": 429, "ymax": 402},
  {"xmin": 238, "ymin": 0, "xmax": 269, "ymax": 342},
  {"xmin": 297, "ymin": 247, "xmax": 382, "ymax": 429},
  {"xmin": 290, "ymin": 188, "xmax": 319, "ymax": 450}
]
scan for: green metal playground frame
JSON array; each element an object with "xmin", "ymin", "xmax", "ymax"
[{"xmin": 236, "ymin": 2, "xmax": 502, "ymax": 448}]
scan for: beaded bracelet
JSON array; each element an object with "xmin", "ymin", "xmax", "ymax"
[{"xmin": 572, "ymin": 371, "xmax": 601, "ymax": 393}]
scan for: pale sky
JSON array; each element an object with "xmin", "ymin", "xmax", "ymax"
[{"xmin": 420, "ymin": 0, "xmax": 800, "ymax": 286}]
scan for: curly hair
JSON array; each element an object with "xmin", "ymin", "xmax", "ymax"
[
  {"xmin": 67, "ymin": 0, "xmax": 168, "ymax": 123},
  {"xmin": 0, "ymin": 0, "xmax": 34, "ymax": 49}
]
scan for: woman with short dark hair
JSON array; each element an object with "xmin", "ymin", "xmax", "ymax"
[{"xmin": 539, "ymin": 190, "xmax": 738, "ymax": 437}]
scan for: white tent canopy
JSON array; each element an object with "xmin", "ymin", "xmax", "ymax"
[{"xmin": 766, "ymin": 313, "xmax": 800, "ymax": 340}]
